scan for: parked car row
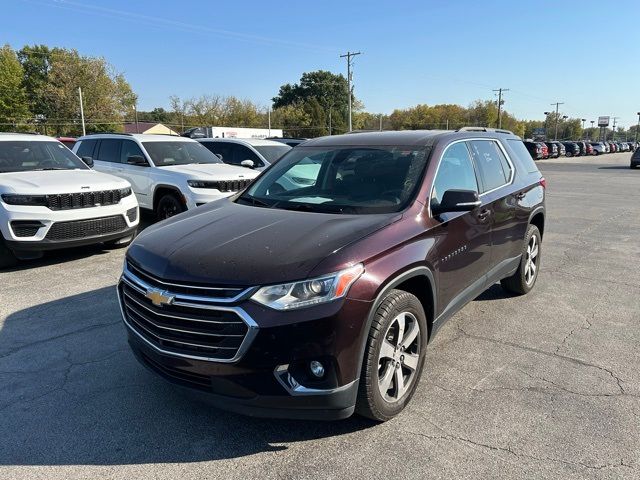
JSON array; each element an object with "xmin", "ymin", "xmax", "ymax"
[{"xmin": 523, "ymin": 139, "xmax": 636, "ymax": 160}]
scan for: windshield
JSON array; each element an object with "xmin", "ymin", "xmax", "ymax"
[
  {"xmin": 254, "ymin": 145, "xmax": 291, "ymax": 164},
  {"xmin": 0, "ymin": 141, "xmax": 88, "ymax": 173},
  {"xmin": 238, "ymin": 145, "xmax": 429, "ymax": 214},
  {"xmin": 142, "ymin": 141, "xmax": 222, "ymax": 167}
]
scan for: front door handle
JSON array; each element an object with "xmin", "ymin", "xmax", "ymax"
[{"xmin": 477, "ymin": 209, "xmax": 491, "ymax": 220}]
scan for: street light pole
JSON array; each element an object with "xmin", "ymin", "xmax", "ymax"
[
  {"xmin": 635, "ymin": 112, "xmax": 640, "ymax": 145},
  {"xmin": 543, "ymin": 111, "xmax": 550, "ymax": 140},
  {"xmin": 581, "ymin": 119, "xmax": 586, "ymax": 139},
  {"xmin": 78, "ymin": 87, "xmax": 86, "ymax": 136}
]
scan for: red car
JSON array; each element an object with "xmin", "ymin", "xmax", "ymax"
[
  {"xmin": 56, "ymin": 137, "xmax": 77, "ymax": 149},
  {"xmin": 539, "ymin": 142, "xmax": 549, "ymax": 159},
  {"xmin": 586, "ymin": 143, "xmax": 594, "ymax": 155}
]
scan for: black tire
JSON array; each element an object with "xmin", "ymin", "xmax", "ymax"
[
  {"xmin": 501, "ymin": 224, "xmax": 542, "ymax": 295},
  {"xmin": 0, "ymin": 239, "xmax": 18, "ymax": 269},
  {"xmin": 355, "ymin": 289, "xmax": 428, "ymax": 422},
  {"xmin": 156, "ymin": 193, "xmax": 185, "ymax": 221}
]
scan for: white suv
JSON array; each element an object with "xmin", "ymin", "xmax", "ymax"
[
  {"xmin": 0, "ymin": 134, "xmax": 139, "ymax": 268},
  {"xmin": 73, "ymin": 134, "xmax": 259, "ymax": 220}
]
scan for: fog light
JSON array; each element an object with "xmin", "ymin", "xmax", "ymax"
[{"xmin": 309, "ymin": 360, "xmax": 325, "ymax": 378}]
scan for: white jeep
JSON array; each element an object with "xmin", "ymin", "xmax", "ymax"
[
  {"xmin": 73, "ymin": 134, "xmax": 260, "ymax": 220},
  {"xmin": 0, "ymin": 133, "xmax": 139, "ymax": 267}
]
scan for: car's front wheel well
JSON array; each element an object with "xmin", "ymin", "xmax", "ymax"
[
  {"xmin": 153, "ymin": 186, "xmax": 184, "ymax": 211},
  {"xmin": 530, "ymin": 211, "xmax": 545, "ymax": 238},
  {"xmin": 394, "ymin": 275, "xmax": 435, "ymax": 339}
]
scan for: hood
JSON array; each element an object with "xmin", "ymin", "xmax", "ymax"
[
  {"xmin": 159, "ymin": 163, "xmax": 259, "ymax": 180},
  {"xmin": 128, "ymin": 199, "xmax": 399, "ymax": 286},
  {"xmin": 0, "ymin": 169, "xmax": 129, "ymax": 194}
]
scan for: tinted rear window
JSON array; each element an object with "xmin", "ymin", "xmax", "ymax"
[{"xmin": 507, "ymin": 139, "xmax": 540, "ymax": 174}]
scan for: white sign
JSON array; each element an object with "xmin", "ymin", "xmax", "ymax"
[{"xmin": 597, "ymin": 116, "xmax": 610, "ymax": 127}]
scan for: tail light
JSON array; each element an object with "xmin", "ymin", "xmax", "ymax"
[{"xmin": 539, "ymin": 177, "xmax": 547, "ymax": 189}]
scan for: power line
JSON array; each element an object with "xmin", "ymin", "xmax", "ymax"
[{"xmin": 340, "ymin": 51, "xmax": 362, "ymax": 132}]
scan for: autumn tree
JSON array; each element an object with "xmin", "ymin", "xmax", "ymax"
[{"xmin": 0, "ymin": 45, "xmax": 30, "ymax": 131}]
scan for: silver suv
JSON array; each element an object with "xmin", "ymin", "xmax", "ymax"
[{"xmin": 197, "ymin": 138, "xmax": 291, "ymax": 171}]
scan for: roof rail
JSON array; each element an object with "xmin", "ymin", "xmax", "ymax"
[
  {"xmin": 456, "ymin": 126, "xmax": 515, "ymax": 135},
  {"xmin": 83, "ymin": 132, "xmax": 133, "ymax": 136}
]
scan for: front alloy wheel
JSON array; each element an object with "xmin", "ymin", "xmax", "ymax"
[
  {"xmin": 377, "ymin": 312, "xmax": 421, "ymax": 402},
  {"xmin": 356, "ymin": 289, "xmax": 427, "ymax": 421}
]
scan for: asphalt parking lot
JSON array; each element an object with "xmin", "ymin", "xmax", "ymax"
[{"xmin": 1, "ymin": 153, "xmax": 638, "ymax": 480}]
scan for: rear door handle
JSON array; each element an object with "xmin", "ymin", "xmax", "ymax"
[{"xmin": 477, "ymin": 209, "xmax": 491, "ymax": 220}]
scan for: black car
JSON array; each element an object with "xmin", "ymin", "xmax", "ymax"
[
  {"xmin": 562, "ymin": 142, "xmax": 580, "ymax": 157},
  {"xmin": 119, "ymin": 128, "xmax": 546, "ymax": 421},
  {"xmin": 544, "ymin": 142, "xmax": 559, "ymax": 158},
  {"xmin": 523, "ymin": 140, "xmax": 542, "ymax": 160},
  {"xmin": 574, "ymin": 141, "xmax": 587, "ymax": 156},
  {"xmin": 631, "ymin": 148, "xmax": 640, "ymax": 168}
]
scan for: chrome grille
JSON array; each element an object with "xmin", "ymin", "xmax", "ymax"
[{"xmin": 118, "ymin": 265, "xmax": 257, "ymax": 362}]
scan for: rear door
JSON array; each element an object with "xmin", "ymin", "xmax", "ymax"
[
  {"xmin": 120, "ymin": 139, "xmax": 152, "ymax": 208},
  {"xmin": 93, "ymin": 139, "xmax": 122, "ymax": 177},
  {"xmin": 430, "ymin": 141, "xmax": 492, "ymax": 318},
  {"xmin": 468, "ymin": 139, "xmax": 523, "ymax": 284}
]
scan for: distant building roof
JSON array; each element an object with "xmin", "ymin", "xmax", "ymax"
[{"xmin": 124, "ymin": 122, "xmax": 178, "ymax": 135}]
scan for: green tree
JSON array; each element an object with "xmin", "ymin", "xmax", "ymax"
[
  {"xmin": 42, "ymin": 48, "xmax": 136, "ymax": 135},
  {"xmin": 0, "ymin": 45, "xmax": 30, "ymax": 131},
  {"xmin": 17, "ymin": 44, "xmax": 53, "ymax": 120},
  {"xmin": 272, "ymin": 70, "xmax": 352, "ymax": 135}
]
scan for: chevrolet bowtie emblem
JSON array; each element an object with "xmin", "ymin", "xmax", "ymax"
[{"xmin": 145, "ymin": 288, "xmax": 174, "ymax": 307}]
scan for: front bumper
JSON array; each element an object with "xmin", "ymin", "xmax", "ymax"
[
  {"xmin": 184, "ymin": 189, "xmax": 237, "ymax": 209},
  {"xmin": 117, "ymin": 267, "xmax": 373, "ymax": 420},
  {"xmin": 1, "ymin": 194, "xmax": 139, "ymax": 249}
]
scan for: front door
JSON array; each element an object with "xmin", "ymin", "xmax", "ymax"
[
  {"xmin": 429, "ymin": 141, "xmax": 492, "ymax": 319},
  {"xmin": 119, "ymin": 140, "xmax": 152, "ymax": 209}
]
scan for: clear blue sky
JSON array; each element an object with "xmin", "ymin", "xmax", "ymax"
[{"xmin": 3, "ymin": 0, "xmax": 640, "ymax": 128}]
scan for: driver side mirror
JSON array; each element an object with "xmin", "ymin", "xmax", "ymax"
[
  {"xmin": 431, "ymin": 189, "xmax": 480, "ymax": 216},
  {"xmin": 127, "ymin": 155, "xmax": 148, "ymax": 166},
  {"xmin": 81, "ymin": 156, "xmax": 94, "ymax": 168},
  {"xmin": 240, "ymin": 159, "xmax": 255, "ymax": 169}
]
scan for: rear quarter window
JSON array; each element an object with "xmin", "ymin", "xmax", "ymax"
[{"xmin": 507, "ymin": 139, "xmax": 540, "ymax": 174}]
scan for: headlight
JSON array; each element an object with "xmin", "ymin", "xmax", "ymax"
[
  {"xmin": 251, "ymin": 264, "xmax": 364, "ymax": 310},
  {"xmin": 119, "ymin": 187, "xmax": 132, "ymax": 198},
  {"xmin": 0, "ymin": 194, "xmax": 48, "ymax": 206},
  {"xmin": 187, "ymin": 180, "xmax": 216, "ymax": 189}
]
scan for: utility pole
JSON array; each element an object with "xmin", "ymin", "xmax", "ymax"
[
  {"xmin": 328, "ymin": 106, "xmax": 332, "ymax": 136},
  {"xmin": 492, "ymin": 88, "xmax": 509, "ymax": 128},
  {"xmin": 340, "ymin": 51, "xmax": 362, "ymax": 132},
  {"xmin": 635, "ymin": 112, "xmax": 640, "ymax": 145},
  {"xmin": 78, "ymin": 87, "xmax": 86, "ymax": 136},
  {"xmin": 551, "ymin": 102, "xmax": 564, "ymax": 140},
  {"xmin": 379, "ymin": 114, "xmax": 383, "ymax": 131},
  {"xmin": 268, "ymin": 107, "xmax": 271, "ymax": 137},
  {"xmin": 134, "ymin": 104, "xmax": 139, "ymax": 133}
]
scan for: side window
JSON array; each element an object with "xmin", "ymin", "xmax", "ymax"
[
  {"xmin": 431, "ymin": 142, "xmax": 478, "ymax": 205},
  {"xmin": 507, "ymin": 139, "xmax": 539, "ymax": 174},
  {"xmin": 468, "ymin": 140, "xmax": 512, "ymax": 192},
  {"xmin": 120, "ymin": 140, "xmax": 145, "ymax": 164},
  {"xmin": 233, "ymin": 145, "xmax": 262, "ymax": 166},
  {"xmin": 202, "ymin": 142, "xmax": 232, "ymax": 163},
  {"xmin": 76, "ymin": 139, "xmax": 97, "ymax": 158},
  {"xmin": 95, "ymin": 139, "xmax": 122, "ymax": 163}
]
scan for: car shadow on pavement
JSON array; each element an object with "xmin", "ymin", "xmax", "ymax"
[
  {"xmin": 0, "ymin": 286, "xmax": 375, "ymax": 467},
  {"xmin": 597, "ymin": 166, "xmax": 635, "ymax": 170}
]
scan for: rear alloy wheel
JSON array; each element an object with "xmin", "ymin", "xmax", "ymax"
[
  {"xmin": 356, "ymin": 289, "xmax": 427, "ymax": 421},
  {"xmin": 156, "ymin": 193, "xmax": 185, "ymax": 221},
  {"xmin": 501, "ymin": 224, "xmax": 541, "ymax": 295}
]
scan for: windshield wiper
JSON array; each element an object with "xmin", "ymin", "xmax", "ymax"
[
  {"xmin": 236, "ymin": 195, "xmax": 270, "ymax": 208},
  {"xmin": 34, "ymin": 167, "xmax": 68, "ymax": 171}
]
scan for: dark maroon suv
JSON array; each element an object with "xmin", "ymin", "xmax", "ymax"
[{"xmin": 119, "ymin": 128, "xmax": 546, "ymax": 421}]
